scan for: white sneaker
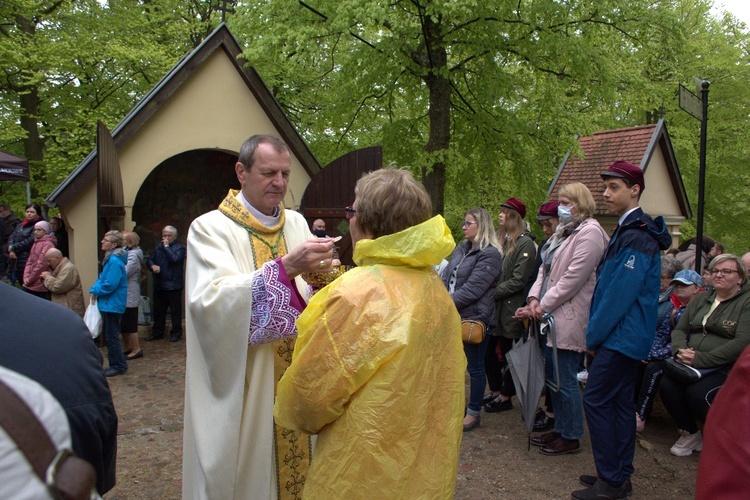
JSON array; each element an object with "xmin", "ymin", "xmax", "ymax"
[
  {"xmin": 576, "ymin": 370, "xmax": 588, "ymax": 384},
  {"xmin": 670, "ymin": 429, "xmax": 702, "ymax": 456}
]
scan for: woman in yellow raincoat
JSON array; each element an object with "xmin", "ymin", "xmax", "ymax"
[{"xmin": 274, "ymin": 168, "xmax": 466, "ymax": 499}]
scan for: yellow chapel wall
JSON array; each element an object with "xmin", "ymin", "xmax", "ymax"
[
  {"xmin": 66, "ymin": 50, "xmax": 313, "ymax": 295},
  {"xmin": 641, "ymin": 146, "xmax": 685, "ymax": 249}
]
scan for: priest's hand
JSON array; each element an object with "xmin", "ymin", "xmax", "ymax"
[{"xmin": 281, "ymin": 238, "xmax": 335, "ymax": 278}]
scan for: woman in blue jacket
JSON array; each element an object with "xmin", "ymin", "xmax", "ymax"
[{"xmin": 89, "ymin": 230, "xmax": 128, "ymax": 377}]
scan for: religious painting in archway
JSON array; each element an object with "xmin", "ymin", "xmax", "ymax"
[{"xmin": 132, "ymin": 149, "xmax": 238, "ymax": 254}]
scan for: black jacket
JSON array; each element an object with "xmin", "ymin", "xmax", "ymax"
[
  {"xmin": 442, "ymin": 240, "xmax": 504, "ymax": 328},
  {"xmin": 0, "ymin": 283, "xmax": 118, "ymax": 494},
  {"xmin": 7, "ymin": 217, "xmax": 41, "ymax": 270},
  {"xmin": 1, "ymin": 212, "xmax": 20, "ymax": 248},
  {"xmin": 147, "ymin": 241, "xmax": 186, "ymax": 290}
]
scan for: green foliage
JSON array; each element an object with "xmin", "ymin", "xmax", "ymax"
[{"xmin": 0, "ymin": 0, "xmax": 748, "ymax": 253}]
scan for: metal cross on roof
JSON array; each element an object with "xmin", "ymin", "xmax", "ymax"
[{"xmin": 214, "ymin": 0, "xmax": 235, "ymax": 22}]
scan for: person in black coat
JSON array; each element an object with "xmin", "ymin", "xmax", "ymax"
[
  {"xmin": 0, "ymin": 282, "xmax": 118, "ymax": 494},
  {"xmin": 146, "ymin": 225, "xmax": 186, "ymax": 342},
  {"xmin": 49, "ymin": 216, "xmax": 69, "ymax": 258},
  {"xmin": 7, "ymin": 202, "xmax": 43, "ymax": 286}
]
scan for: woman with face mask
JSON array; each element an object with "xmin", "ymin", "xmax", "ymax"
[{"xmin": 515, "ymin": 182, "xmax": 609, "ymax": 455}]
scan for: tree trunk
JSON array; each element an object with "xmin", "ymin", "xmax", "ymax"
[
  {"xmin": 420, "ymin": 17, "xmax": 450, "ymax": 215},
  {"xmin": 16, "ymin": 15, "xmax": 45, "ymax": 191}
]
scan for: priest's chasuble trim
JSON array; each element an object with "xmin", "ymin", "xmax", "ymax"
[{"xmin": 219, "ymin": 191, "xmax": 312, "ymax": 499}]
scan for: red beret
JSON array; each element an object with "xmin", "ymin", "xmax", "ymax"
[
  {"xmin": 537, "ymin": 201, "xmax": 560, "ymax": 221},
  {"xmin": 501, "ymin": 198, "xmax": 527, "ymax": 218},
  {"xmin": 601, "ymin": 161, "xmax": 645, "ymax": 192}
]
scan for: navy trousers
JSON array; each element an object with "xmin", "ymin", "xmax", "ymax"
[{"xmin": 583, "ymin": 347, "xmax": 639, "ymax": 486}]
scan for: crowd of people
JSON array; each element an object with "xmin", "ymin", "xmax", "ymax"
[
  {"xmin": 2, "ymin": 136, "xmax": 749, "ymax": 498},
  {"xmin": 437, "ymin": 160, "xmax": 749, "ymax": 499}
]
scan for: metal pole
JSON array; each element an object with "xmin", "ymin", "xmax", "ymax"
[
  {"xmin": 695, "ymin": 81, "xmax": 709, "ymax": 274},
  {"xmin": 25, "ymin": 181, "xmax": 31, "ymax": 205}
]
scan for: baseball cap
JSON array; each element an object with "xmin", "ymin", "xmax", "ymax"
[{"xmin": 671, "ymin": 269, "xmax": 702, "ymax": 287}]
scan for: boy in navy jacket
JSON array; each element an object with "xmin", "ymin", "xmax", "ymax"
[{"xmin": 572, "ymin": 161, "xmax": 671, "ymax": 500}]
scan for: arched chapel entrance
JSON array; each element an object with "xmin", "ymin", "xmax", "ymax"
[{"xmin": 132, "ymin": 149, "xmax": 238, "ymax": 254}]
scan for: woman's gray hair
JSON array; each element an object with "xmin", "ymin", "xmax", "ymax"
[
  {"xmin": 661, "ymin": 256, "xmax": 683, "ymax": 279},
  {"xmin": 104, "ymin": 230, "xmax": 122, "ymax": 247}
]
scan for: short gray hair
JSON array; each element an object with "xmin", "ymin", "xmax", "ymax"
[
  {"xmin": 661, "ymin": 256, "xmax": 683, "ymax": 279},
  {"xmin": 237, "ymin": 135, "xmax": 290, "ymax": 170},
  {"xmin": 105, "ymin": 230, "xmax": 122, "ymax": 247},
  {"xmin": 163, "ymin": 226, "xmax": 177, "ymax": 236}
]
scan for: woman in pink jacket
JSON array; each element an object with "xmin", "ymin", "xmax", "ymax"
[
  {"xmin": 22, "ymin": 220, "xmax": 57, "ymax": 300},
  {"xmin": 516, "ymin": 182, "xmax": 609, "ymax": 456}
]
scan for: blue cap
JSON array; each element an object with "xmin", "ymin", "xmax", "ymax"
[{"xmin": 671, "ymin": 269, "xmax": 702, "ymax": 287}]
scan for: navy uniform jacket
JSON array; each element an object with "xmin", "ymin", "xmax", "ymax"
[
  {"xmin": 587, "ymin": 208, "xmax": 671, "ymax": 360},
  {"xmin": 0, "ymin": 283, "xmax": 118, "ymax": 494}
]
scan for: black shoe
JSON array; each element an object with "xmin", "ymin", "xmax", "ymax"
[
  {"xmin": 482, "ymin": 392, "xmax": 497, "ymax": 404},
  {"xmin": 533, "ymin": 413, "xmax": 555, "ymax": 432},
  {"xmin": 484, "ymin": 397, "xmax": 513, "ymax": 413},
  {"xmin": 123, "ymin": 349, "xmax": 132, "ymax": 356},
  {"xmin": 126, "ymin": 350, "xmax": 143, "ymax": 360},
  {"xmin": 530, "ymin": 431, "xmax": 560, "ymax": 447},
  {"xmin": 572, "ymin": 479, "xmax": 628, "ymax": 499},
  {"xmin": 463, "ymin": 416, "xmax": 480, "ymax": 432},
  {"xmin": 170, "ymin": 336, "xmax": 181, "ymax": 342},
  {"xmin": 105, "ymin": 368, "xmax": 125, "ymax": 377},
  {"xmin": 145, "ymin": 335, "xmax": 164, "ymax": 341},
  {"xmin": 579, "ymin": 476, "xmax": 632, "ymax": 496},
  {"xmin": 539, "ymin": 437, "xmax": 580, "ymax": 455}
]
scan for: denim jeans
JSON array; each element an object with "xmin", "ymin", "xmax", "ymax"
[
  {"xmin": 465, "ymin": 328, "xmax": 490, "ymax": 416},
  {"xmin": 545, "ymin": 345, "xmax": 585, "ymax": 440},
  {"xmin": 102, "ymin": 311, "xmax": 127, "ymax": 373}
]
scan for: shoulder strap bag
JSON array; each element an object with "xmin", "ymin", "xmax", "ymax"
[{"xmin": 0, "ymin": 379, "xmax": 97, "ymax": 500}]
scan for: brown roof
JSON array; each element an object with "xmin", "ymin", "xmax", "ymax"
[
  {"xmin": 549, "ymin": 120, "xmax": 691, "ymax": 217},
  {"xmin": 47, "ymin": 23, "xmax": 320, "ymax": 208}
]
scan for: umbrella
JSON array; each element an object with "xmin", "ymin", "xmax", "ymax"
[{"xmin": 506, "ymin": 318, "xmax": 547, "ymax": 450}]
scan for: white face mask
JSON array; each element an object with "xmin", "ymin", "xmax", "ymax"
[{"xmin": 557, "ymin": 205, "xmax": 574, "ymax": 225}]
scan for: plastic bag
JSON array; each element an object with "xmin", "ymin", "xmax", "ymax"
[{"xmin": 83, "ymin": 298, "xmax": 102, "ymax": 339}]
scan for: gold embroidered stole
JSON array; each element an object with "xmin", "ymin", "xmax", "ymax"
[{"xmin": 219, "ymin": 190, "xmax": 311, "ymax": 499}]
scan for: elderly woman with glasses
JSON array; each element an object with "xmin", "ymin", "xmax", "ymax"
[
  {"xmin": 660, "ymin": 253, "xmax": 750, "ymax": 457},
  {"xmin": 275, "ymin": 168, "xmax": 465, "ymax": 498},
  {"xmin": 89, "ymin": 230, "xmax": 129, "ymax": 377}
]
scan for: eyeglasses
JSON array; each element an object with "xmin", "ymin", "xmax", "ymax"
[
  {"xmin": 344, "ymin": 206, "xmax": 357, "ymax": 220},
  {"xmin": 462, "ymin": 221, "xmax": 476, "ymax": 227},
  {"xmin": 709, "ymin": 268, "xmax": 739, "ymax": 277}
]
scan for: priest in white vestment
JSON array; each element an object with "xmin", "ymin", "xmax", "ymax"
[{"xmin": 182, "ymin": 135, "xmax": 334, "ymax": 500}]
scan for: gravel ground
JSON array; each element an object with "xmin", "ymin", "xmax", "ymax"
[{"xmin": 104, "ymin": 330, "xmax": 698, "ymax": 499}]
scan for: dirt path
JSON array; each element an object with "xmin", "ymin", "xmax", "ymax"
[{"xmin": 104, "ymin": 333, "xmax": 698, "ymax": 499}]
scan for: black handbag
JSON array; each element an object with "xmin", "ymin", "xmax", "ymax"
[
  {"xmin": 663, "ymin": 357, "xmax": 724, "ymax": 385},
  {"xmin": 663, "ymin": 357, "xmax": 701, "ymax": 384}
]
